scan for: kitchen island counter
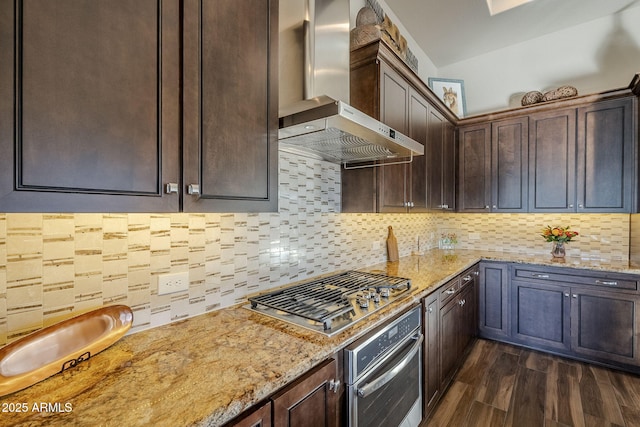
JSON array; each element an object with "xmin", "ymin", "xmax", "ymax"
[{"xmin": 2, "ymin": 249, "xmax": 639, "ymax": 426}]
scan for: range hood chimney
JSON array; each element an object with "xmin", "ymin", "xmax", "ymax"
[{"xmin": 278, "ymin": 0, "xmax": 424, "ymax": 166}]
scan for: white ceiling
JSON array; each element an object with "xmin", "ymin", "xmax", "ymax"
[{"xmin": 384, "ymin": 0, "xmax": 640, "ymax": 67}]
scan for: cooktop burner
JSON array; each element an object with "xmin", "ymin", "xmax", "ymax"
[{"xmin": 246, "ymin": 271, "xmax": 411, "ymax": 336}]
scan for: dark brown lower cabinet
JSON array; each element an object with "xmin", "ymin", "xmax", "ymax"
[
  {"xmin": 571, "ymin": 288, "xmax": 640, "ymax": 366},
  {"xmin": 478, "ymin": 262, "xmax": 510, "ymax": 340},
  {"xmin": 439, "ymin": 289, "xmax": 460, "ymax": 390},
  {"xmin": 481, "ymin": 263, "xmax": 640, "ymax": 373},
  {"xmin": 226, "ymin": 358, "xmax": 339, "ymax": 427},
  {"xmin": 423, "ymin": 265, "xmax": 479, "ymax": 419},
  {"xmin": 423, "ymin": 292, "xmax": 440, "ymax": 417},
  {"xmin": 440, "ymin": 272, "xmax": 477, "ymax": 389},
  {"xmin": 271, "ymin": 358, "xmax": 339, "ymax": 427},
  {"xmin": 511, "ymin": 280, "xmax": 571, "ymax": 352},
  {"xmin": 230, "ymin": 401, "xmax": 272, "ymax": 427}
]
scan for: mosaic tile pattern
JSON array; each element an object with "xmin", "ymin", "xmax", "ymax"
[
  {"xmin": 439, "ymin": 212, "xmax": 630, "ymax": 261},
  {"xmin": 0, "ymin": 152, "xmax": 633, "ymax": 344}
]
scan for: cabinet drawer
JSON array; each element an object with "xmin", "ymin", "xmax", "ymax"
[
  {"xmin": 459, "ymin": 268, "xmax": 477, "ymax": 289},
  {"xmin": 439, "ymin": 278, "xmax": 460, "ymax": 304},
  {"xmin": 513, "ymin": 267, "xmax": 638, "ymax": 291}
]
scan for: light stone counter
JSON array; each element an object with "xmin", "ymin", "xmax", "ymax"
[{"xmin": 2, "ymin": 249, "xmax": 639, "ymax": 426}]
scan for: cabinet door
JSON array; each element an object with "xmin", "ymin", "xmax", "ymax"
[
  {"xmin": 571, "ymin": 289, "xmax": 640, "ymax": 366},
  {"xmin": 528, "ymin": 109, "xmax": 576, "ymax": 212},
  {"xmin": 182, "ymin": 0, "xmax": 278, "ymax": 212},
  {"xmin": 423, "ymin": 292, "xmax": 440, "ymax": 416},
  {"xmin": 272, "ymin": 358, "xmax": 339, "ymax": 427},
  {"xmin": 460, "ymin": 271, "xmax": 478, "ymax": 352},
  {"xmin": 442, "ymin": 120, "xmax": 456, "ymax": 211},
  {"xmin": 426, "ymin": 108, "xmax": 444, "ymax": 210},
  {"xmin": 576, "ymin": 98, "xmax": 634, "ymax": 213},
  {"xmin": 511, "ymin": 280, "xmax": 571, "ymax": 352},
  {"xmin": 228, "ymin": 401, "xmax": 272, "ymax": 427},
  {"xmin": 491, "ymin": 117, "xmax": 528, "ymax": 212},
  {"xmin": 479, "ymin": 262, "xmax": 510, "ymax": 339},
  {"xmin": 0, "ymin": 0, "xmax": 180, "ymax": 212},
  {"xmin": 458, "ymin": 123, "xmax": 491, "ymax": 212},
  {"xmin": 377, "ymin": 61, "xmax": 410, "ymax": 212},
  {"xmin": 408, "ymin": 88, "xmax": 429, "ymax": 211},
  {"xmin": 439, "ymin": 295, "xmax": 460, "ymax": 390}
]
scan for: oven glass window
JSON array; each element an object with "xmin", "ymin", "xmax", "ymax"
[{"xmin": 356, "ymin": 338, "xmax": 421, "ymax": 427}]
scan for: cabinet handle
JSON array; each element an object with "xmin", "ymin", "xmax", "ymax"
[
  {"xmin": 187, "ymin": 184, "xmax": 200, "ymax": 195},
  {"xmin": 564, "ymin": 293, "xmax": 570, "ymax": 297},
  {"xmin": 410, "ymin": 202, "xmax": 415, "ymax": 208},
  {"xmin": 492, "ymin": 205, "xmax": 497, "ymax": 209},
  {"xmin": 442, "ymin": 204, "xmax": 449, "ymax": 209},
  {"xmin": 473, "ymin": 271, "xmax": 480, "ymax": 276},
  {"xmin": 445, "ymin": 288, "xmax": 456, "ymax": 295},
  {"xmin": 437, "ymin": 204, "xmax": 443, "ymax": 208},
  {"xmin": 484, "ymin": 205, "xmax": 490, "ymax": 209},
  {"xmin": 328, "ymin": 379, "xmax": 340, "ymax": 393},
  {"xmin": 428, "ymin": 307, "xmax": 433, "ymax": 313},
  {"xmin": 569, "ymin": 204, "xmax": 574, "ymax": 208},
  {"xmin": 165, "ymin": 183, "xmax": 179, "ymax": 194},
  {"xmin": 572, "ymin": 294, "xmax": 578, "ymax": 298},
  {"xmin": 532, "ymin": 273, "xmax": 550, "ymax": 279},
  {"xmin": 578, "ymin": 204, "xmax": 584, "ymax": 208},
  {"xmin": 595, "ymin": 280, "xmax": 618, "ymax": 286},
  {"xmin": 462, "ymin": 275, "xmax": 472, "ymax": 282}
]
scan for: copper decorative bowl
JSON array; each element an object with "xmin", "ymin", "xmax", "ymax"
[{"xmin": 0, "ymin": 305, "xmax": 133, "ymax": 396}]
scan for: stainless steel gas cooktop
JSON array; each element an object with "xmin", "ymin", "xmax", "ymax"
[{"xmin": 245, "ymin": 271, "xmax": 412, "ymax": 336}]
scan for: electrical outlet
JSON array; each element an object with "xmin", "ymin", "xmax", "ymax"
[{"xmin": 158, "ymin": 272, "xmax": 189, "ymax": 295}]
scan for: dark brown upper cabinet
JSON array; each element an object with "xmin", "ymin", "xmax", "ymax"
[
  {"xmin": 529, "ymin": 97, "xmax": 635, "ymax": 213},
  {"xmin": 0, "ymin": 0, "xmax": 278, "ymax": 213},
  {"xmin": 528, "ymin": 109, "xmax": 577, "ymax": 212},
  {"xmin": 491, "ymin": 117, "xmax": 528, "ymax": 212},
  {"xmin": 344, "ymin": 41, "xmax": 456, "ymax": 213},
  {"xmin": 460, "ymin": 90, "xmax": 637, "ymax": 214},
  {"xmin": 457, "ymin": 123, "xmax": 492, "ymax": 212},
  {"xmin": 182, "ymin": 0, "xmax": 278, "ymax": 213},
  {"xmin": 576, "ymin": 97, "xmax": 634, "ymax": 213},
  {"xmin": 458, "ymin": 117, "xmax": 528, "ymax": 213},
  {"xmin": 427, "ymin": 107, "xmax": 456, "ymax": 212},
  {"xmin": 0, "ymin": 0, "xmax": 181, "ymax": 212}
]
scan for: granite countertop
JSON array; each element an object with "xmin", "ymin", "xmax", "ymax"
[{"xmin": 2, "ymin": 249, "xmax": 640, "ymax": 426}]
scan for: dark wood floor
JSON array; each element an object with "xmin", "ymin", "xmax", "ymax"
[{"xmin": 423, "ymin": 339, "xmax": 640, "ymax": 427}]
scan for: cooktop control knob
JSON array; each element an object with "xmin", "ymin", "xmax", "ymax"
[
  {"xmin": 379, "ymin": 288, "xmax": 390, "ymax": 298},
  {"xmin": 358, "ymin": 297, "xmax": 369, "ymax": 309}
]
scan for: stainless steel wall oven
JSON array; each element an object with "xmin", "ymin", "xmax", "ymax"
[{"xmin": 344, "ymin": 305, "xmax": 423, "ymax": 427}]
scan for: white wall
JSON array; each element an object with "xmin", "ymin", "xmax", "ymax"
[
  {"xmin": 439, "ymin": 5, "xmax": 640, "ymax": 116},
  {"xmin": 281, "ymin": 1, "xmax": 640, "ymax": 117}
]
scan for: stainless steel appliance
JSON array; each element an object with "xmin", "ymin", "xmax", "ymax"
[
  {"xmin": 278, "ymin": 0, "xmax": 424, "ymax": 165},
  {"xmin": 344, "ymin": 305, "xmax": 423, "ymax": 427},
  {"xmin": 246, "ymin": 270, "xmax": 412, "ymax": 336}
]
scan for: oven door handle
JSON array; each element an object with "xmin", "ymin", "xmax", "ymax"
[{"xmin": 356, "ymin": 334, "xmax": 423, "ymax": 398}]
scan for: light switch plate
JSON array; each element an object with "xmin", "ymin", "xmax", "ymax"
[{"xmin": 158, "ymin": 272, "xmax": 189, "ymax": 295}]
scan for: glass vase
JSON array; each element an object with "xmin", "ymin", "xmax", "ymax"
[{"xmin": 551, "ymin": 241, "xmax": 566, "ymax": 258}]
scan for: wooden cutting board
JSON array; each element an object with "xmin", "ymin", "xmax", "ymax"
[{"xmin": 387, "ymin": 226, "xmax": 399, "ymax": 262}]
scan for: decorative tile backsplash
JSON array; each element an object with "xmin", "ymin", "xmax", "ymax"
[{"xmin": 0, "ymin": 152, "xmax": 632, "ymax": 344}]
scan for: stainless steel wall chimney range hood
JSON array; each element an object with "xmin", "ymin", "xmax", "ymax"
[{"xmin": 278, "ymin": 0, "xmax": 424, "ymax": 166}]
